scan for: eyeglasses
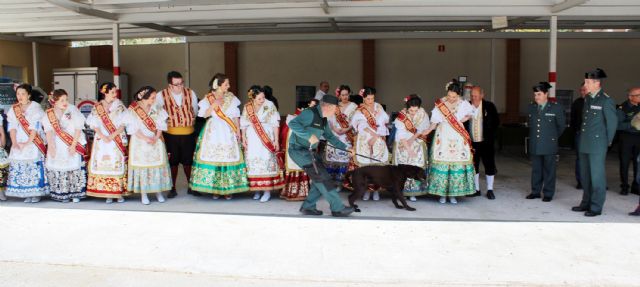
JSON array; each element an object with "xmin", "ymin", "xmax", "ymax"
[
  {"xmin": 629, "ymin": 94, "xmax": 640, "ymax": 97},
  {"xmin": 171, "ymin": 82, "xmax": 184, "ymax": 87}
]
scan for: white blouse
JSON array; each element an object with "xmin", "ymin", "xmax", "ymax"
[
  {"xmin": 430, "ymin": 99, "xmax": 476, "ymax": 124},
  {"xmin": 124, "ymin": 105, "xmax": 169, "ymax": 136},
  {"xmin": 7, "ymin": 101, "xmax": 45, "ymax": 161},
  {"xmin": 42, "ymin": 105, "xmax": 86, "ymax": 170},
  {"xmin": 351, "ymin": 102, "xmax": 390, "ymax": 136},
  {"xmin": 394, "ymin": 108, "xmax": 431, "ymax": 142},
  {"xmin": 197, "ymin": 92, "xmax": 241, "ymax": 119}
]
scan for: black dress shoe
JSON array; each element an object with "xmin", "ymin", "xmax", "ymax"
[
  {"xmin": 571, "ymin": 206, "xmax": 588, "ymax": 212},
  {"xmin": 526, "ymin": 194, "xmax": 541, "ymax": 199},
  {"xmin": 486, "ymin": 190, "xmax": 495, "ymax": 200},
  {"xmin": 629, "ymin": 206, "xmax": 640, "ymax": 216},
  {"xmin": 584, "ymin": 211, "xmax": 601, "ymax": 217},
  {"xmin": 187, "ymin": 189, "xmax": 202, "ymax": 197},
  {"xmin": 620, "ymin": 190, "xmax": 629, "ymax": 196},
  {"xmin": 331, "ymin": 206, "xmax": 355, "ymax": 217},
  {"xmin": 631, "ymin": 189, "xmax": 640, "ymax": 195},
  {"xmin": 576, "ymin": 183, "xmax": 582, "ymax": 190},
  {"xmin": 542, "ymin": 196, "xmax": 552, "ymax": 202},
  {"xmin": 167, "ymin": 189, "xmax": 178, "ymax": 198},
  {"xmin": 299, "ymin": 207, "xmax": 323, "ymax": 216},
  {"xmin": 467, "ymin": 190, "xmax": 481, "ymax": 197}
]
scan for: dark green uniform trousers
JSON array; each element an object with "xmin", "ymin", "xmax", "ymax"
[
  {"xmin": 289, "ymin": 148, "xmax": 345, "ymax": 212},
  {"xmin": 579, "ymin": 151, "xmax": 607, "ymax": 213},
  {"xmin": 530, "ymin": 155, "xmax": 557, "ymax": 198}
]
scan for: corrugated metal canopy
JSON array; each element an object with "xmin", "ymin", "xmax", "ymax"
[{"xmin": 1, "ymin": 0, "xmax": 640, "ymax": 42}]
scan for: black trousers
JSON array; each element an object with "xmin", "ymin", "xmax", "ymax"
[
  {"xmin": 618, "ymin": 133, "xmax": 640, "ymax": 191},
  {"xmin": 472, "ymin": 141, "xmax": 497, "ymax": 176},
  {"xmin": 163, "ymin": 132, "xmax": 196, "ymax": 166},
  {"xmin": 531, "ymin": 154, "xmax": 557, "ymax": 198}
]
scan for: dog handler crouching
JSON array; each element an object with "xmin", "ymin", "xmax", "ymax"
[{"xmin": 288, "ymin": 94, "xmax": 355, "ymax": 217}]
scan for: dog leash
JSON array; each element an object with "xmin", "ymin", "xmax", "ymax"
[{"xmin": 320, "ymin": 140, "xmax": 384, "ymax": 163}]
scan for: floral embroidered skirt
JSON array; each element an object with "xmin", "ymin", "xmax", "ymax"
[
  {"xmin": 127, "ymin": 164, "xmax": 172, "ymax": 194},
  {"xmin": 87, "ymin": 172, "xmax": 128, "ymax": 198},
  {"xmin": 190, "ymin": 161, "xmax": 250, "ymax": 195},
  {"xmin": 47, "ymin": 167, "xmax": 87, "ymax": 201},
  {"xmin": 6, "ymin": 160, "xmax": 50, "ymax": 198},
  {"xmin": 280, "ymin": 170, "xmax": 309, "ymax": 201},
  {"xmin": 427, "ymin": 162, "xmax": 475, "ymax": 197}
]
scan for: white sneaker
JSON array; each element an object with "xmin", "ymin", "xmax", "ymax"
[
  {"xmin": 117, "ymin": 197, "xmax": 125, "ymax": 203},
  {"xmin": 156, "ymin": 193, "xmax": 166, "ymax": 203},
  {"xmin": 363, "ymin": 192, "xmax": 371, "ymax": 201},
  {"xmin": 253, "ymin": 192, "xmax": 261, "ymax": 200},
  {"xmin": 72, "ymin": 198, "xmax": 80, "ymax": 203},
  {"xmin": 141, "ymin": 193, "xmax": 150, "ymax": 205},
  {"xmin": 372, "ymin": 191, "xmax": 380, "ymax": 201},
  {"xmin": 31, "ymin": 197, "xmax": 41, "ymax": 203},
  {"xmin": 449, "ymin": 196, "xmax": 458, "ymax": 204},
  {"xmin": 439, "ymin": 196, "xmax": 446, "ymax": 204},
  {"xmin": 409, "ymin": 196, "xmax": 417, "ymax": 202},
  {"xmin": 213, "ymin": 195, "xmax": 220, "ymax": 200},
  {"xmin": 0, "ymin": 191, "xmax": 6, "ymax": 201},
  {"xmin": 259, "ymin": 191, "xmax": 271, "ymax": 203},
  {"xmin": 24, "ymin": 198, "xmax": 31, "ymax": 203},
  {"xmin": 105, "ymin": 198, "xmax": 113, "ymax": 204}
]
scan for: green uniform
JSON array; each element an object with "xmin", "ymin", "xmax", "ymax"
[
  {"xmin": 577, "ymin": 89, "xmax": 617, "ymax": 213},
  {"xmin": 528, "ymin": 101, "xmax": 566, "ymax": 198},
  {"xmin": 288, "ymin": 105, "xmax": 348, "ymax": 212}
]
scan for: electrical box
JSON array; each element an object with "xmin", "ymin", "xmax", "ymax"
[{"xmin": 53, "ymin": 67, "xmax": 129, "ymax": 105}]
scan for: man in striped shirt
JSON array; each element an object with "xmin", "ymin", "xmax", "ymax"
[{"xmin": 156, "ymin": 71, "xmax": 200, "ymax": 198}]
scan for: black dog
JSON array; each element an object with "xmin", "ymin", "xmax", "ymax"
[{"xmin": 345, "ymin": 164, "xmax": 426, "ymax": 212}]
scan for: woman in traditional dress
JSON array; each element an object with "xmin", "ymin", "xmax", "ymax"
[
  {"xmin": 189, "ymin": 73, "xmax": 249, "ymax": 199},
  {"xmin": 86, "ymin": 82, "xmax": 128, "ymax": 203},
  {"xmin": 5, "ymin": 83, "xmax": 49, "ymax": 203},
  {"xmin": 325, "ymin": 85, "xmax": 357, "ymax": 181},
  {"xmin": 42, "ymin": 89, "xmax": 87, "ymax": 202},
  {"xmin": 350, "ymin": 86, "xmax": 389, "ymax": 201},
  {"xmin": 0, "ymin": 112, "xmax": 10, "ymax": 201},
  {"xmin": 125, "ymin": 86, "xmax": 172, "ymax": 205},
  {"xmin": 279, "ymin": 102, "xmax": 314, "ymax": 201},
  {"xmin": 392, "ymin": 94, "xmax": 430, "ymax": 202},
  {"xmin": 240, "ymin": 85, "xmax": 284, "ymax": 202},
  {"xmin": 425, "ymin": 79, "xmax": 477, "ymax": 204}
]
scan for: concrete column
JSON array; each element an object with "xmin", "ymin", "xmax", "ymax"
[
  {"xmin": 549, "ymin": 16, "xmax": 558, "ymax": 100},
  {"xmin": 112, "ymin": 23, "xmax": 121, "ymax": 98},
  {"xmin": 32, "ymin": 42, "xmax": 39, "ymax": 87}
]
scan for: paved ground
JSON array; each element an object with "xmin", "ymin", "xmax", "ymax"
[
  {"xmin": 1, "ymin": 150, "xmax": 637, "ymax": 222},
  {"xmin": 0, "ymin": 150, "xmax": 638, "ymax": 286}
]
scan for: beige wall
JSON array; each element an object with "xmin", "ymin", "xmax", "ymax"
[
  {"xmin": 521, "ymin": 38, "xmax": 640, "ymax": 115},
  {"xmin": 188, "ymin": 42, "xmax": 225, "ymax": 97},
  {"xmin": 238, "ymin": 40, "xmax": 362, "ymax": 114},
  {"xmin": 65, "ymin": 37, "xmax": 639, "ymax": 117},
  {"xmin": 37, "ymin": 43, "xmax": 70, "ymax": 93},
  {"xmin": 0, "ymin": 39, "xmax": 69, "ymax": 93},
  {"xmin": 120, "ymin": 44, "xmax": 186, "ymax": 97},
  {"xmin": 0, "ymin": 40, "xmax": 33, "ymax": 83},
  {"xmin": 376, "ymin": 39, "xmax": 507, "ymax": 114},
  {"xmin": 69, "ymin": 47, "xmax": 90, "ymax": 68}
]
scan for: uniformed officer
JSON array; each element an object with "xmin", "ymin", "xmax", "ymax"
[
  {"xmin": 627, "ymin": 106, "xmax": 640, "ymax": 216},
  {"xmin": 288, "ymin": 94, "xmax": 355, "ymax": 217},
  {"xmin": 526, "ymin": 82, "xmax": 566, "ymax": 202},
  {"xmin": 616, "ymin": 87, "xmax": 640, "ymax": 195},
  {"xmin": 572, "ymin": 68, "xmax": 617, "ymax": 217}
]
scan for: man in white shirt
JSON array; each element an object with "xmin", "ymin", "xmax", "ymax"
[
  {"xmin": 156, "ymin": 71, "xmax": 200, "ymax": 198},
  {"xmin": 314, "ymin": 80, "xmax": 330, "ymax": 101}
]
